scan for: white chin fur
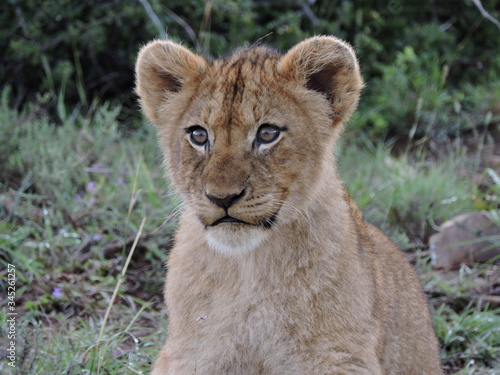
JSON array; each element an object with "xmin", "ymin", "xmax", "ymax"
[{"xmin": 206, "ymin": 226, "xmax": 269, "ymax": 256}]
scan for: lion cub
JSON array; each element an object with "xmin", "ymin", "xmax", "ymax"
[{"xmin": 135, "ymin": 36, "xmax": 443, "ymax": 374}]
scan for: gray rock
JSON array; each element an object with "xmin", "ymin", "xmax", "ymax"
[{"xmin": 429, "ymin": 212, "xmax": 500, "ymax": 268}]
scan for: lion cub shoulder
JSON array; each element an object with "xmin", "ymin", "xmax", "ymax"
[{"xmin": 136, "ymin": 36, "xmax": 443, "ymax": 374}]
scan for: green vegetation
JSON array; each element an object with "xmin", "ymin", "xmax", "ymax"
[
  {"xmin": 1, "ymin": 1, "xmax": 499, "ymax": 374},
  {"xmin": 339, "ymin": 141, "xmax": 478, "ymax": 248},
  {"xmin": 1, "ymin": 90, "xmax": 173, "ymax": 373},
  {"xmin": 3, "ymin": 0, "xmax": 500, "ymax": 136}
]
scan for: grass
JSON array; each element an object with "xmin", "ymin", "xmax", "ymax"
[
  {"xmin": 435, "ymin": 306, "xmax": 500, "ymax": 373},
  {"xmin": 0, "ymin": 86, "xmax": 499, "ymax": 374},
  {"xmin": 0, "ymin": 309, "xmax": 167, "ymax": 374},
  {"xmin": 338, "ymin": 139, "xmax": 480, "ymax": 249}
]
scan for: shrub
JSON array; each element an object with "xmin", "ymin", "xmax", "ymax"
[{"xmin": 2, "ymin": 1, "xmax": 499, "ymax": 137}]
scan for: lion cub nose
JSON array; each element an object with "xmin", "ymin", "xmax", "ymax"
[{"xmin": 206, "ymin": 189, "xmax": 246, "ymax": 210}]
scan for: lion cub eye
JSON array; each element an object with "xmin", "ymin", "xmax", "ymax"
[
  {"xmin": 256, "ymin": 124, "xmax": 281, "ymax": 145},
  {"xmin": 187, "ymin": 126, "xmax": 209, "ymax": 147}
]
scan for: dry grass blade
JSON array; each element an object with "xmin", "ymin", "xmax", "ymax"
[
  {"xmin": 95, "ymin": 216, "xmax": 147, "ymax": 374},
  {"xmin": 128, "ymin": 156, "xmax": 142, "ymax": 218}
]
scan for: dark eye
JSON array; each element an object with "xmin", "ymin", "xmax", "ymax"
[
  {"xmin": 187, "ymin": 126, "xmax": 208, "ymax": 146},
  {"xmin": 256, "ymin": 124, "xmax": 281, "ymax": 145}
]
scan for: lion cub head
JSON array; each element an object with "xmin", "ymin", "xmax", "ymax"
[{"xmin": 136, "ymin": 36, "xmax": 363, "ymax": 255}]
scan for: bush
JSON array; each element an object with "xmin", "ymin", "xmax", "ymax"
[
  {"xmin": 2, "ymin": 0, "xmax": 499, "ymax": 136},
  {"xmin": 352, "ymin": 44, "xmax": 500, "ymax": 139}
]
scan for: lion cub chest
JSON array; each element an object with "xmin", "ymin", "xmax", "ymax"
[{"xmin": 166, "ymin": 252, "xmax": 309, "ymax": 374}]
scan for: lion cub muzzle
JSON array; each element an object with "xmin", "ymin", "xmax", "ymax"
[
  {"xmin": 206, "ymin": 189, "xmax": 246, "ymax": 211},
  {"xmin": 205, "ymin": 188, "xmax": 251, "ymax": 226}
]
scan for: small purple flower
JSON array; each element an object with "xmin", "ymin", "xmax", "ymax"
[
  {"xmin": 52, "ymin": 287, "xmax": 63, "ymax": 298},
  {"xmin": 75, "ymin": 193, "xmax": 83, "ymax": 202},
  {"xmin": 116, "ymin": 177, "xmax": 124, "ymax": 186},
  {"xmin": 92, "ymin": 163, "xmax": 104, "ymax": 170},
  {"xmin": 92, "ymin": 233, "xmax": 102, "ymax": 242},
  {"xmin": 87, "ymin": 181, "xmax": 96, "ymax": 193}
]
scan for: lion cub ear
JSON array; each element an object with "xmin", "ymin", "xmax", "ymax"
[
  {"xmin": 277, "ymin": 36, "xmax": 364, "ymax": 125},
  {"xmin": 135, "ymin": 40, "xmax": 207, "ymax": 125}
]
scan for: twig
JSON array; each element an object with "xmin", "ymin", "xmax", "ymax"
[
  {"xmin": 137, "ymin": 0, "xmax": 166, "ymax": 38},
  {"xmin": 198, "ymin": 0, "xmax": 212, "ymax": 49},
  {"xmin": 302, "ymin": 0, "xmax": 319, "ymax": 25},
  {"xmin": 471, "ymin": 0, "xmax": 500, "ymax": 30},
  {"xmin": 15, "ymin": 6, "xmax": 28, "ymax": 35},
  {"xmin": 163, "ymin": 6, "xmax": 197, "ymax": 47},
  {"xmin": 252, "ymin": 32, "xmax": 274, "ymax": 47}
]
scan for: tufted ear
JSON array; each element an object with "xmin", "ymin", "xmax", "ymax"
[
  {"xmin": 277, "ymin": 36, "xmax": 364, "ymax": 125},
  {"xmin": 135, "ymin": 40, "xmax": 208, "ymax": 126}
]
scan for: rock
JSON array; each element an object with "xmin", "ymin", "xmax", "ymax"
[{"xmin": 429, "ymin": 212, "xmax": 500, "ymax": 269}]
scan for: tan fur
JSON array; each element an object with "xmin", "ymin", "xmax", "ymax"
[{"xmin": 135, "ymin": 36, "xmax": 443, "ymax": 374}]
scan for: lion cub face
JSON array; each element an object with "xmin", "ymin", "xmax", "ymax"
[{"xmin": 136, "ymin": 37, "xmax": 363, "ymax": 254}]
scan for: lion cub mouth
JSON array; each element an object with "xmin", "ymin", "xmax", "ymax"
[
  {"xmin": 210, "ymin": 215, "xmax": 250, "ymax": 226},
  {"xmin": 208, "ymin": 213, "xmax": 278, "ymax": 229}
]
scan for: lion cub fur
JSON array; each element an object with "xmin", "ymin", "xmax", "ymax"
[{"xmin": 135, "ymin": 36, "xmax": 443, "ymax": 374}]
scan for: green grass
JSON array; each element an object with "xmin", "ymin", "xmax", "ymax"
[
  {"xmin": 434, "ymin": 306, "xmax": 500, "ymax": 373},
  {"xmin": 1, "ymin": 91, "xmax": 176, "ymax": 373},
  {"xmin": 338, "ymin": 139, "xmax": 480, "ymax": 249},
  {"xmin": 1, "ymin": 88, "xmax": 499, "ymax": 374},
  {"xmin": 0, "ymin": 308, "xmax": 167, "ymax": 374}
]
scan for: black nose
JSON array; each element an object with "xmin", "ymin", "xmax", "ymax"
[{"xmin": 206, "ymin": 189, "xmax": 246, "ymax": 210}]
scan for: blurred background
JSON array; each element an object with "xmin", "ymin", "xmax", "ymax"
[
  {"xmin": 2, "ymin": 0, "xmax": 499, "ymax": 138},
  {"xmin": 1, "ymin": 1, "xmax": 499, "ymax": 374}
]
